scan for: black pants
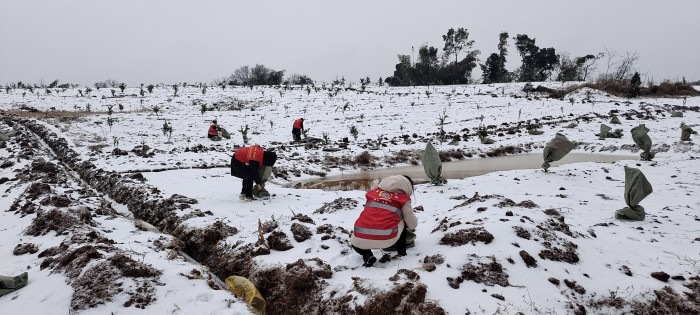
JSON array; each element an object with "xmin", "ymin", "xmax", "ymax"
[
  {"xmin": 230, "ymin": 158, "xmax": 254, "ymax": 197},
  {"xmin": 352, "ymin": 227, "xmax": 407, "ymax": 259},
  {"xmin": 292, "ymin": 128, "xmax": 301, "ymax": 141}
]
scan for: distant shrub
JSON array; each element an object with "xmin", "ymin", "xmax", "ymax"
[
  {"xmin": 354, "ymin": 151, "xmax": 373, "ymax": 165},
  {"xmin": 485, "ymin": 145, "xmax": 522, "ymax": 157}
]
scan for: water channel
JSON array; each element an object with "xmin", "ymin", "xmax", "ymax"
[{"xmin": 288, "ymin": 153, "xmax": 638, "ymax": 191}]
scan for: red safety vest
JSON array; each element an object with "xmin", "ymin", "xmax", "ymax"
[
  {"xmin": 234, "ymin": 146, "xmax": 264, "ymax": 164},
  {"xmin": 293, "ymin": 119, "xmax": 303, "ymax": 129},
  {"xmin": 208, "ymin": 124, "xmax": 218, "ymax": 136},
  {"xmin": 353, "ymin": 188, "xmax": 410, "ymax": 240}
]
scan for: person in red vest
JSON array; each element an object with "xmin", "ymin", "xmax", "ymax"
[
  {"xmin": 351, "ymin": 175, "xmax": 417, "ymax": 267},
  {"xmin": 292, "ymin": 118, "xmax": 304, "ymax": 141},
  {"xmin": 207, "ymin": 120, "xmax": 220, "ymax": 140},
  {"xmin": 231, "ymin": 145, "xmax": 278, "ymax": 201}
]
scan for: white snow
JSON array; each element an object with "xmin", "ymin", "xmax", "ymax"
[{"xmin": 1, "ymin": 82, "xmax": 699, "ymax": 314}]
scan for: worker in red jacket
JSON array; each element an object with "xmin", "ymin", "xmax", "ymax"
[
  {"xmin": 351, "ymin": 175, "xmax": 417, "ymax": 267},
  {"xmin": 231, "ymin": 145, "xmax": 278, "ymax": 201},
  {"xmin": 292, "ymin": 118, "xmax": 304, "ymax": 141},
  {"xmin": 208, "ymin": 120, "xmax": 220, "ymax": 140}
]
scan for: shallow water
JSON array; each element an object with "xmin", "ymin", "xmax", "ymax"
[{"xmin": 288, "ymin": 153, "xmax": 638, "ymax": 191}]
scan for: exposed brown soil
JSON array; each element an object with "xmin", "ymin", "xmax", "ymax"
[
  {"xmin": 267, "ymin": 231, "xmax": 294, "ymax": 251},
  {"xmin": 12, "ymin": 243, "xmax": 39, "ymax": 255},
  {"xmin": 290, "ymin": 223, "xmax": 313, "ymax": 242},
  {"xmin": 439, "ymin": 227, "xmax": 494, "ymax": 246},
  {"xmin": 513, "ymin": 226, "xmax": 531, "ymax": 239},
  {"xmin": 314, "ymin": 197, "xmax": 359, "ymax": 214},
  {"xmin": 519, "ymin": 250, "xmax": 537, "ymax": 267},
  {"xmin": 452, "ymin": 192, "xmax": 503, "ymax": 209},
  {"xmin": 291, "ymin": 212, "xmax": 315, "ymax": 224},
  {"xmin": 494, "ymin": 198, "xmax": 539, "ymax": 208},
  {"xmin": 651, "ymin": 271, "xmax": 671, "ymax": 282},
  {"xmin": 539, "ymin": 241, "xmax": 580, "ymax": 264},
  {"xmin": 25, "ymin": 208, "xmax": 79, "ymax": 236},
  {"xmin": 448, "ymin": 256, "xmax": 510, "ymax": 288}
]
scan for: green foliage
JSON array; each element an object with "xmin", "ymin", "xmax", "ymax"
[
  {"xmin": 147, "ymin": 84, "xmax": 154, "ymax": 93},
  {"xmin": 628, "ymin": 72, "xmax": 642, "ymax": 98},
  {"xmin": 161, "ymin": 120, "xmax": 174, "ymax": 143},
  {"xmin": 481, "ymin": 32, "xmax": 511, "ymax": 84},
  {"xmin": 514, "ymin": 34, "xmax": 559, "ymax": 82}
]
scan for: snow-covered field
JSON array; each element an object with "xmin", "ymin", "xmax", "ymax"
[{"xmin": 1, "ymin": 82, "xmax": 699, "ymax": 314}]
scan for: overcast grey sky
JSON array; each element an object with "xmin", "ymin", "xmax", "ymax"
[{"xmin": 1, "ymin": 0, "xmax": 698, "ymax": 86}]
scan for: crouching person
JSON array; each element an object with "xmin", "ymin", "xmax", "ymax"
[
  {"xmin": 351, "ymin": 175, "xmax": 417, "ymax": 267},
  {"xmin": 231, "ymin": 145, "xmax": 277, "ymax": 201}
]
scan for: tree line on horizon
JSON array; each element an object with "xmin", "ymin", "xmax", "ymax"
[{"xmin": 384, "ymin": 27, "xmax": 612, "ymax": 87}]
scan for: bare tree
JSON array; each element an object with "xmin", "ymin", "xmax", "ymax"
[{"xmin": 600, "ymin": 49, "xmax": 638, "ymax": 82}]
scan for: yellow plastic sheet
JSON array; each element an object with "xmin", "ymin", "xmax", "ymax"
[{"xmin": 225, "ymin": 276, "xmax": 266, "ymax": 315}]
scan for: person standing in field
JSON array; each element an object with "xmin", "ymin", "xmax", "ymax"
[
  {"xmin": 230, "ymin": 145, "xmax": 277, "ymax": 201},
  {"xmin": 292, "ymin": 118, "xmax": 304, "ymax": 141},
  {"xmin": 351, "ymin": 175, "xmax": 417, "ymax": 267}
]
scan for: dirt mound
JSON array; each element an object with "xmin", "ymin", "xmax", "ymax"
[
  {"xmin": 447, "ymin": 256, "xmax": 510, "ymax": 288},
  {"xmin": 439, "ymin": 227, "xmax": 494, "ymax": 246},
  {"xmin": 290, "ymin": 223, "xmax": 312, "ymax": 242},
  {"xmin": 54, "ymin": 245, "xmax": 106, "ymax": 279},
  {"xmin": 513, "ymin": 226, "xmax": 531, "ymax": 239},
  {"xmin": 519, "ymin": 250, "xmax": 537, "ymax": 267},
  {"xmin": 267, "ymin": 231, "xmax": 294, "ymax": 251},
  {"xmin": 452, "ymin": 192, "xmax": 503, "ymax": 209},
  {"xmin": 70, "ymin": 254, "xmax": 162, "ymax": 310},
  {"xmin": 25, "ymin": 208, "xmax": 79, "ymax": 236},
  {"xmin": 40, "ymin": 194, "xmax": 72, "ymax": 207},
  {"xmin": 494, "ymin": 198, "xmax": 539, "ymax": 208},
  {"xmin": 539, "ymin": 241, "xmax": 580, "ymax": 264},
  {"xmin": 26, "ymin": 182, "xmax": 51, "ymax": 200},
  {"xmin": 174, "ymin": 221, "xmax": 238, "ymax": 261},
  {"xmin": 291, "ymin": 212, "xmax": 315, "ymax": 224},
  {"xmin": 13, "ymin": 243, "xmax": 39, "ymax": 255},
  {"xmin": 314, "ymin": 197, "xmax": 359, "ymax": 214},
  {"xmin": 251, "ymin": 258, "xmax": 334, "ymax": 314},
  {"xmin": 355, "ymin": 282, "xmax": 445, "ymax": 315}
]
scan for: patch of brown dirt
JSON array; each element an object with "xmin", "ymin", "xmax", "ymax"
[
  {"xmin": 439, "ymin": 227, "xmax": 494, "ymax": 246},
  {"xmin": 25, "ymin": 208, "xmax": 79, "ymax": 236},
  {"xmin": 55, "ymin": 245, "xmax": 106, "ymax": 279},
  {"xmin": 290, "ymin": 223, "xmax": 312, "ymax": 242},
  {"xmin": 267, "ymin": 231, "xmax": 294, "ymax": 251},
  {"xmin": 291, "ymin": 212, "xmax": 315, "ymax": 224},
  {"xmin": 452, "ymin": 192, "xmax": 503, "ymax": 209},
  {"xmin": 448, "ymin": 256, "xmax": 510, "ymax": 288},
  {"xmin": 495, "ymin": 198, "xmax": 539, "ymax": 208},
  {"xmin": 538, "ymin": 241, "xmax": 580, "ymax": 264},
  {"xmin": 13, "ymin": 243, "xmax": 39, "ymax": 255},
  {"xmin": 314, "ymin": 197, "xmax": 358, "ymax": 214},
  {"xmin": 356, "ymin": 282, "xmax": 446, "ymax": 315},
  {"xmin": 39, "ymin": 194, "xmax": 72, "ymax": 207},
  {"xmin": 26, "ymin": 182, "xmax": 51, "ymax": 200},
  {"xmin": 513, "ymin": 226, "xmax": 531, "ymax": 239},
  {"xmin": 519, "ymin": 250, "xmax": 537, "ymax": 267}
]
